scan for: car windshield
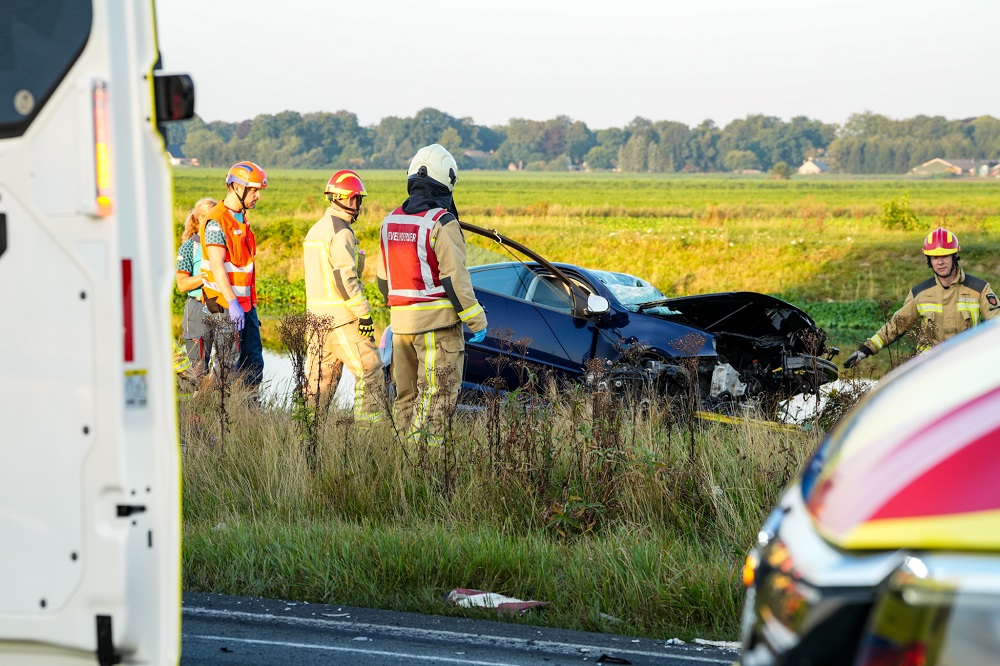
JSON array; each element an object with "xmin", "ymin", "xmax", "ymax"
[
  {"xmin": 588, "ymin": 269, "xmax": 680, "ymax": 315},
  {"xmin": 465, "ymin": 238, "xmax": 680, "ymax": 315}
]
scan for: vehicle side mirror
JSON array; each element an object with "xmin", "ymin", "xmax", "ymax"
[
  {"xmin": 585, "ymin": 294, "xmax": 610, "ymax": 316},
  {"xmin": 154, "ymin": 73, "xmax": 195, "ymax": 121}
]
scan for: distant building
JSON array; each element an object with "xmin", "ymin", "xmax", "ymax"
[
  {"xmin": 462, "ymin": 149, "xmax": 490, "ymax": 169},
  {"xmin": 910, "ymin": 158, "xmax": 981, "ymax": 176},
  {"xmin": 797, "ymin": 157, "xmax": 829, "ymax": 175},
  {"xmin": 166, "ymin": 144, "xmax": 198, "ymax": 167}
]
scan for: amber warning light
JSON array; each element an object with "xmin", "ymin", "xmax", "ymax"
[{"xmin": 93, "ymin": 80, "xmax": 113, "ymax": 217}]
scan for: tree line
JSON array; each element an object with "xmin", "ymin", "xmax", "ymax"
[{"xmin": 165, "ymin": 109, "xmax": 1000, "ymax": 174}]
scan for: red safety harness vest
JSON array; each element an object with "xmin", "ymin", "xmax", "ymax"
[{"xmin": 379, "ymin": 207, "xmax": 451, "ymax": 307}]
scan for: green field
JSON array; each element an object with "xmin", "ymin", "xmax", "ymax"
[
  {"xmin": 174, "ymin": 169, "xmax": 1000, "ymax": 358},
  {"xmin": 174, "ymin": 168, "xmax": 1000, "ymax": 297}
]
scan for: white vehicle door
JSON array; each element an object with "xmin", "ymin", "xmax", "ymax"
[{"xmin": 0, "ymin": 1, "xmax": 191, "ymax": 663}]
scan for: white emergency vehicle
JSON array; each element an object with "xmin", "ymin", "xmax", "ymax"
[{"xmin": 1, "ymin": 1, "xmax": 193, "ymax": 663}]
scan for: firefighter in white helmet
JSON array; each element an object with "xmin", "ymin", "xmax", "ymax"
[
  {"xmin": 303, "ymin": 169, "xmax": 385, "ymax": 419},
  {"xmin": 377, "ymin": 144, "xmax": 488, "ymax": 442},
  {"xmin": 844, "ymin": 227, "xmax": 1000, "ymax": 368}
]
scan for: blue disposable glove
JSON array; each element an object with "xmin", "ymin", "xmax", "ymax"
[
  {"xmin": 227, "ymin": 299, "xmax": 245, "ymax": 331},
  {"xmin": 469, "ymin": 329, "xmax": 486, "ymax": 344}
]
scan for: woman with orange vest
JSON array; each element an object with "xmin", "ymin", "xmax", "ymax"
[
  {"xmin": 303, "ymin": 169, "xmax": 385, "ymax": 419},
  {"xmin": 199, "ymin": 161, "xmax": 267, "ymax": 388},
  {"xmin": 377, "ymin": 144, "xmax": 487, "ymax": 443},
  {"xmin": 844, "ymin": 227, "xmax": 999, "ymax": 368}
]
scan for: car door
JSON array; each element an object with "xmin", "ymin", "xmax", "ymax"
[
  {"xmin": 467, "ymin": 265, "xmax": 610, "ymax": 393},
  {"xmin": 0, "ymin": 2, "xmax": 190, "ymax": 663},
  {"xmin": 523, "ymin": 273, "xmax": 605, "ymax": 375},
  {"xmin": 463, "ymin": 263, "xmax": 559, "ymax": 390}
]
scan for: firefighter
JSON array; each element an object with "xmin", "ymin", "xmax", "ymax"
[
  {"xmin": 844, "ymin": 227, "xmax": 1000, "ymax": 368},
  {"xmin": 303, "ymin": 169, "xmax": 385, "ymax": 420},
  {"xmin": 200, "ymin": 161, "xmax": 267, "ymax": 388},
  {"xmin": 376, "ymin": 144, "xmax": 488, "ymax": 442}
]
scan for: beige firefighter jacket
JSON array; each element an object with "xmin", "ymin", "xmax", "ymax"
[
  {"xmin": 377, "ymin": 214, "xmax": 487, "ymax": 336},
  {"xmin": 303, "ymin": 208, "xmax": 371, "ymax": 328},
  {"xmin": 862, "ymin": 267, "xmax": 999, "ymax": 355}
]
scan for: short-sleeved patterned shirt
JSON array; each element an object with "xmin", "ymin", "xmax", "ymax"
[
  {"xmin": 176, "ymin": 235, "xmax": 198, "ymax": 275},
  {"xmin": 203, "ymin": 220, "xmax": 227, "ymax": 247},
  {"xmin": 203, "ymin": 211, "xmax": 242, "ymax": 247}
]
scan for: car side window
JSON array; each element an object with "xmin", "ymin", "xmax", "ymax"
[
  {"xmin": 469, "ymin": 264, "xmax": 532, "ymax": 299},
  {"xmin": 527, "ymin": 275, "xmax": 575, "ymax": 313}
]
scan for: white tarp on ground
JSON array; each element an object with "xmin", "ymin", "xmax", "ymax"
[{"xmin": 777, "ymin": 379, "xmax": 877, "ymax": 425}]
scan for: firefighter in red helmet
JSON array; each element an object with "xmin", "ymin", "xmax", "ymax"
[
  {"xmin": 303, "ymin": 169, "xmax": 385, "ymax": 419},
  {"xmin": 844, "ymin": 227, "xmax": 999, "ymax": 368}
]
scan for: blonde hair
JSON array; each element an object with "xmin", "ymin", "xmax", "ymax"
[{"xmin": 181, "ymin": 198, "xmax": 218, "ymax": 241}]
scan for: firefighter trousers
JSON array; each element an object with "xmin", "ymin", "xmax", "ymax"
[
  {"xmin": 306, "ymin": 322, "xmax": 385, "ymax": 421},
  {"xmin": 391, "ymin": 323, "xmax": 465, "ymax": 443}
]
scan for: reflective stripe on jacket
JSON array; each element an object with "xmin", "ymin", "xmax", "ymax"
[
  {"xmin": 199, "ymin": 202, "xmax": 257, "ymax": 312},
  {"xmin": 303, "ymin": 209, "xmax": 371, "ymax": 327},
  {"xmin": 864, "ymin": 268, "xmax": 1000, "ymax": 354}
]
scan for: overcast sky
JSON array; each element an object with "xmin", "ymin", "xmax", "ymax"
[{"xmin": 156, "ymin": 0, "xmax": 999, "ymax": 131}]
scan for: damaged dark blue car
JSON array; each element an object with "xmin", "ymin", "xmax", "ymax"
[{"xmin": 456, "ymin": 222, "xmax": 839, "ymax": 411}]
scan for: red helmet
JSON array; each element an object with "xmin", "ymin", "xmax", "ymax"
[
  {"xmin": 226, "ymin": 161, "xmax": 268, "ymax": 189},
  {"xmin": 325, "ymin": 169, "xmax": 367, "ymax": 200},
  {"xmin": 922, "ymin": 227, "xmax": 960, "ymax": 256}
]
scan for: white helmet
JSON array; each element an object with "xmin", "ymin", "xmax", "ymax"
[{"xmin": 407, "ymin": 143, "xmax": 458, "ymax": 192}]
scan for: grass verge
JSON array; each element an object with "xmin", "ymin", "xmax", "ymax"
[{"xmin": 180, "ymin": 378, "xmax": 820, "ymax": 640}]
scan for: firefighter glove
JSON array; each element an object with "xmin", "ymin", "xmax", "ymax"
[
  {"xmin": 469, "ymin": 329, "xmax": 487, "ymax": 344},
  {"xmin": 843, "ymin": 346, "xmax": 870, "ymax": 369},
  {"xmin": 358, "ymin": 316, "xmax": 375, "ymax": 341},
  {"xmin": 227, "ymin": 299, "xmax": 245, "ymax": 332}
]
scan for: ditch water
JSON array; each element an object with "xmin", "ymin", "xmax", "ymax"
[
  {"xmin": 258, "ymin": 348, "xmax": 859, "ymax": 425},
  {"xmin": 259, "ymin": 348, "xmax": 355, "ymax": 409}
]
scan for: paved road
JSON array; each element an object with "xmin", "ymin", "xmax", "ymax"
[{"xmin": 182, "ymin": 592, "xmax": 737, "ymax": 666}]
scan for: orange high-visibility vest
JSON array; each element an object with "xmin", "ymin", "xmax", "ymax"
[{"xmin": 199, "ymin": 202, "xmax": 257, "ymax": 312}]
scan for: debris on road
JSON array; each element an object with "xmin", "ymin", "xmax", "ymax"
[{"xmin": 446, "ymin": 588, "xmax": 546, "ymax": 614}]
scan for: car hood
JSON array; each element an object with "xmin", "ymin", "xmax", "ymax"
[
  {"xmin": 800, "ymin": 319, "xmax": 1000, "ymax": 552},
  {"xmin": 640, "ymin": 292, "xmax": 817, "ymax": 339}
]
